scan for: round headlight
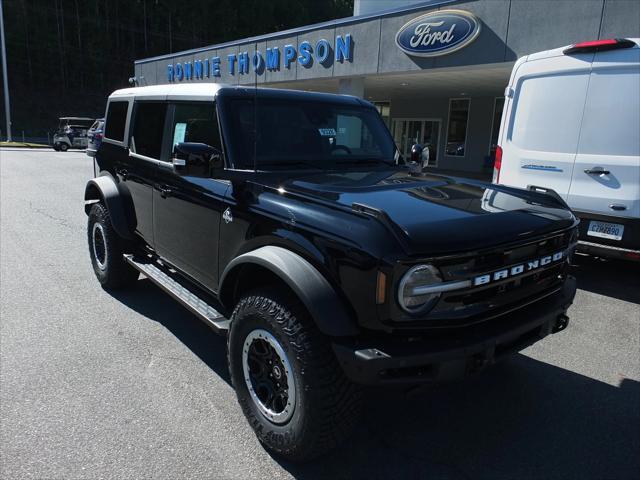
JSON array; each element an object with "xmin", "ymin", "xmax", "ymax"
[{"xmin": 398, "ymin": 264, "xmax": 443, "ymax": 314}]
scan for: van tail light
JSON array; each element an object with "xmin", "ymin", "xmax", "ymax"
[
  {"xmin": 493, "ymin": 145, "xmax": 503, "ymax": 184},
  {"xmin": 563, "ymin": 38, "xmax": 636, "ymax": 55}
]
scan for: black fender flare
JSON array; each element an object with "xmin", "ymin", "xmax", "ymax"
[
  {"xmin": 84, "ymin": 176, "xmax": 134, "ymax": 240},
  {"xmin": 219, "ymin": 246, "xmax": 359, "ymax": 337}
]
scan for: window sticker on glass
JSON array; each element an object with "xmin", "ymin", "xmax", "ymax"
[
  {"xmin": 173, "ymin": 122, "xmax": 187, "ymax": 145},
  {"xmin": 318, "ymin": 128, "xmax": 336, "ymax": 137}
]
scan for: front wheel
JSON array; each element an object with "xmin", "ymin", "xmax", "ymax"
[
  {"xmin": 228, "ymin": 288, "xmax": 362, "ymax": 462},
  {"xmin": 59, "ymin": 142, "xmax": 69, "ymax": 152}
]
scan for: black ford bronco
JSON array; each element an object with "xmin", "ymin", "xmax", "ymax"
[{"xmin": 85, "ymin": 84, "xmax": 578, "ymax": 461}]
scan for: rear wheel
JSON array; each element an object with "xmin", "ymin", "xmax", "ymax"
[
  {"xmin": 87, "ymin": 203, "xmax": 138, "ymax": 289},
  {"xmin": 228, "ymin": 287, "xmax": 362, "ymax": 462}
]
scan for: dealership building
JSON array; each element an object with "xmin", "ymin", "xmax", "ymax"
[{"xmin": 133, "ymin": 0, "xmax": 640, "ymax": 176}]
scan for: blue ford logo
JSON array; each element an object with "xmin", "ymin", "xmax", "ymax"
[{"xmin": 395, "ymin": 10, "xmax": 481, "ymax": 57}]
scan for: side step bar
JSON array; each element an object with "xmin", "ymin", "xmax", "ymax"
[{"xmin": 123, "ymin": 254, "xmax": 231, "ymax": 333}]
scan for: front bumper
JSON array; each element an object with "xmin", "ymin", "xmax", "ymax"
[{"xmin": 333, "ymin": 276, "xmax": 576, "ymax": 386}]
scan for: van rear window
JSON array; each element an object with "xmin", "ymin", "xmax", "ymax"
[
  {"xmin": 510, "ymin": 73, "xmax": 589, "ymax": 153},
  {"xmin": 578, "ymin": 67, "xmax": 640, "ymax": 156},
  {"xmin": 105, "ymin": 101, "xmax": 128, "ymax": 142}
]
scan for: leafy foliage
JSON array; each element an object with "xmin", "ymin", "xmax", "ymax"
[{"xmin": 1, "ymin": 0, "xmax": 353, "ymax": 138}]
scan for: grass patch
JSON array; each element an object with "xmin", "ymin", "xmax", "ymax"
[{"xmin": 0, "ymin": 141, "xmax": 50, "ymax": 148}]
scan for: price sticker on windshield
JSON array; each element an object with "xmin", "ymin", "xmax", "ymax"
[
  {"xmin": 318, "ymin": 128, "xmax": 336, "ymax": 137},
  {"xmin": 173, "ymin": 123, "xmax": 187, "ymax": 145}
]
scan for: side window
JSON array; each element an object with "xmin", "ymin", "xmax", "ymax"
[
  {"xmin": 510, "ymin": 73, "xmax": 589, "ymax": 153},
  {"xmin": 104, "ymin": 101, "xmax": 128, "ymax": 142},
  {"xmin": 130, "ymin": 102, "xmax": 168, "ymax": 159},
  {"xmin": 171, "ymin": 103, "xmax": 221, "ymax": 151}
]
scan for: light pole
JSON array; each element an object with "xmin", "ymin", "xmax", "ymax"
[{"xmin": 0, "ymin": 0, "xmax": 12, "ymax": 141}]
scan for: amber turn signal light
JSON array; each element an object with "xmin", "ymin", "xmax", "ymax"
[{"xmin": 376, "ymin": 271, "xmax": 387, "ymax": 305}]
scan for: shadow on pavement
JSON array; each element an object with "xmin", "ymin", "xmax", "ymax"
[
  {"xmin": 570, "ymin": 253, "xmax": 640, "ymax": 304},
  {"xmin": 110, "ymin": 275, "xmax": 639, "ymax": 480},
  {"xmin": 281, "ymin": 357, "xmax": 640, "ymax": 480},
  {"xmin": 109, "ymin": 278, "xmax": 231, "ymax": 384}
]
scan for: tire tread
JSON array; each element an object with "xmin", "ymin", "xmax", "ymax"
[{"xmin": 228, "ymin": 287, "xmax": 361, "ymax": 462}]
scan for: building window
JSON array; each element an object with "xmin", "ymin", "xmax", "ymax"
[
  {"xmin": 488, "ymin": 97, "xmax": 505, "ymax": 160},
  {"xmin": 373, "ymin": 102, "xmax": 391, "ymax": 128},
  {"xmin": 445, "ymin": 98, "xmax": 470, "ymax": 157}
]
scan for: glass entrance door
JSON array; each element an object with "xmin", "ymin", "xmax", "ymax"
[{"xmin": 392, "ymin": 119, "xmax": 441, "ymax": 167}]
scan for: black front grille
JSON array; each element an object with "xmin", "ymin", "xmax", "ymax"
[
  {"xmin": 439, "ymin": 230, "xmax": 574, "ymax": 281},
  {"xmin": 446, "ymin": 263, "xmax": 564, "ymax": 306},
  {"xmin": 422, "ymin": 228, "xmax": 577, "ymax": 327}
]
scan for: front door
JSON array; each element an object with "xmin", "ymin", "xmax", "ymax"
[
  {"xmin": 392, "ymin": 119, "xmax": 440, "ymax": 166},
  {"xmin": 153, "ymin": 102, "xmax": 229, "ymax": 293}
]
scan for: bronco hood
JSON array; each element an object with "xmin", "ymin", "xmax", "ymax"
[{"xmin": 269, "ymin": 169, "xmax": 577, "ymax": 256}]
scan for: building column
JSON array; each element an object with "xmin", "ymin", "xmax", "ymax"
[{"xmin": 338, "ymin": 77, "xmax": 365, "ymax": 98}]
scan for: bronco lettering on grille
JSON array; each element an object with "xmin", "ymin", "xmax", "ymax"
[{"xmin": 473, "ymin": 251, "xmax": 564, "ymax": 286}]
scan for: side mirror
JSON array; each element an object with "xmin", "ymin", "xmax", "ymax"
[
  {"xmin": 173, "ymin": 142, "xmax": 223, "ymax": 177},
  {"xmin": 410, "ymin": 143, "xmax": 424, "ymax": 163},
  {"xmin": 408, "ymin": 143, "xmax": 426, "ymax": 175}
]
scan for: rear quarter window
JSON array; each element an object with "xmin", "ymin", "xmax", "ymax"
[
  {"xmin": 105, "ymin": 101, "xmax": 129, "ymax": 142},
  {"xmin": 510, "ymin": 72, "xmax": 590, "ymax": 153}
]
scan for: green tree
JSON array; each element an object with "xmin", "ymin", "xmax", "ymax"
[{"xmin": 0, "ymin": 0, "xmax": 353, "ymax": 139}]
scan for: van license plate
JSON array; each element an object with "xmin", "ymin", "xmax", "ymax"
[{"xmin": 587, "ymin": 221, "xmax": 624, "ymax": 241}]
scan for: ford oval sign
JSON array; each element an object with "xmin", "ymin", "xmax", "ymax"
[{"xmin": 395, "ymin": 10, "xmax": 481, "ymax": 57}]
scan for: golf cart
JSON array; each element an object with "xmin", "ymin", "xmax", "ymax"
[{"xmin": 53, "ymin": 117, "xmax": 95, "ymax": 151}]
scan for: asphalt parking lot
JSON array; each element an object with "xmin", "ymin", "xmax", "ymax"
[{"xmin": 1, "ymin": 148, "xmax": 639, "ymax": 479}]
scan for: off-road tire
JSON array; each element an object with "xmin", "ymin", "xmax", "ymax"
[
  {"xmin": 87, "ymin": 203, "xmax": 138, "ymax": 289},
  {"xmin": 228, "ymin": 287, "xmax": 362, "ymax": 462}
]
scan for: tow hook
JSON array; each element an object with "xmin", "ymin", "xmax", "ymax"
[{"xmin": 553, "ymin": 314, "xmax": 569, "ymax": 333}]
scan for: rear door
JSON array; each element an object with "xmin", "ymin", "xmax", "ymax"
[
  {"xmin": 498, "ymin": 54, "xmax": 593, "ymax": 198},
  {"xmin": 567, "ymin": 46, "xmax": 640, "ymax": 219},
  {"xmin": 125, "ymin": 101, "xmax": 169, "ymax": 246}
]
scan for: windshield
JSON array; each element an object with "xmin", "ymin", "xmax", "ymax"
[{"xmin": 224, "ymin": 98, "xmax": 396, "ymax": 170}]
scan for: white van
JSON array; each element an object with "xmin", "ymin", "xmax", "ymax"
[{"xmin": 493, "ymin": 38, "xmax": 640, "ymax": 261}]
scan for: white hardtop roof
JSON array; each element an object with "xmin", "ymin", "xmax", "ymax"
[{"xmin": 109, "ymin": 83, "xmax": 231, "ymax": 100}]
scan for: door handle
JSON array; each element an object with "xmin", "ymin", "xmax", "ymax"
[
  {"xmin": 584, "ymin": 168, "xmax": 610, "ymax": 175},
  {"xmin": 158, "ymin": 185, "xmax": 172, "ymax": 198},
  {"xmin": 609, "ymin": 204, "xmax": 627, "ymax": 211}
]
